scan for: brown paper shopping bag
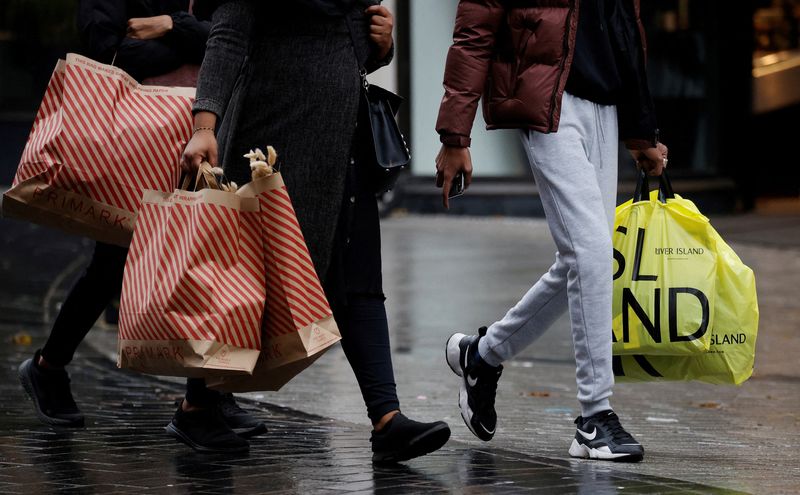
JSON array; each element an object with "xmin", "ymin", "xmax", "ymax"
[
  {"xmin": 2, "ymin": 54, "xmax": 194, "ymax": 246},
  {"xmin": 208, "ymin": 169, "xmax": 341, "ymax": 392},
  {"xmin": 118, "ymin": 165, "xmax": 266, "ymax": 377}
]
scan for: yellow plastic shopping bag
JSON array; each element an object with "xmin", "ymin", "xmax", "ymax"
[
  {"xmin": 612, "ymin": 172, "xmax": 717, "ymax": 355},
  {"xmin": 612, "ymin": 172, "xmax": 759, "ymax": 384}
]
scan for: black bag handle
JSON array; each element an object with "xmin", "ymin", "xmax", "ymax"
[{"xmin": 633, "ymin": 169, "xmax": 675, "ymax": 203}]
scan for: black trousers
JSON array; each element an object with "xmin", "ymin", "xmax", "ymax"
[{"xmin": 41, "ymin": 242, "xmax": 127, "ymax": 367}]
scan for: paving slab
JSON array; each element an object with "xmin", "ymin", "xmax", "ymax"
[{"xmin": 2, "ymin": 213, "xmax": 799, "ymax": 493}]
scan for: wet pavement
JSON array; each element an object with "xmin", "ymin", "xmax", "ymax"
[{"xmin": 2, "ymin": 210, "xmax": 800, "ymax": 494}]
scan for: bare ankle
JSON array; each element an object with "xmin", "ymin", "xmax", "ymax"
[
  {"xmin": 37, "ymin": 355, "xmax": 62, "ymax": 370},
  {"xmin": 181, "ymin": 399, "xmax": 203, "ymax": 413},
  {"xmin": 373, "ymin": 410, "xmax": 400, "ymax": 432}
]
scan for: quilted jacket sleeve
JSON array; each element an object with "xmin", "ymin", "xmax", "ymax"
[{"xmin": 435, "ymin": 0, "xmax": 506, "ymax": 148}]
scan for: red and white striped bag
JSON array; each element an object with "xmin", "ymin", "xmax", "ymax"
[
  {"xmin": 118, "ymin": 166, "xmax": 266, "ymax": 377},
  {"xmin": 208, "ymin": 171, "xmax": 341, "ymax": 392},
  {"xmin": 1, "ymin": 53, "xmax": 193, "ymax": 247}
]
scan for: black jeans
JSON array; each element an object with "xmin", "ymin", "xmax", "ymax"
[
  {"xmin": 324, "ymin": 148, "xmax": 399, "ymax": 423},
  {"xmin": 41, "ymin": 242, "xmax": 127, "ymax": 367}
]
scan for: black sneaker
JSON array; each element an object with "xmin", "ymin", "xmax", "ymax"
[
  {"xmin": 371, "ymin": 413, "xmax": 450, "ymax": 464},
  {"xmin": 445, "ymin": 327, "xmax": 502, "ymax": 441},
  {"xmin": 166, "ymin": 404, "xmax": 249, "ymax": 453},
  {"xmin": 569, "ymin": 410, "xmax": 644, "ymax": 462},
  {"xmin": 18, "ymin": 350, "xmax": 84, "ymax": 427},
  {"xmin": 219, "ymin": 393, "xmax": 267, "ymax": 438}
]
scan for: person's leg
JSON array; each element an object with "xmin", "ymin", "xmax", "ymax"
[
  {"xmin": 331, "ymin": 149, "xmax": 449, "ymax": 463},
  {"xmin": 336, "ymin": 294, "xmax": 450, "ymax": 463},
  {"xmin": 512, "ymin": 93, "xmax": 617, "ymax": 417},
  {"xmin": 567, "ymin": 99, "xmax": 643, "ymax": 462},
  {"xmin": 446, "ymin": 93, "xmax": 619, "ymax": 441},
  {"xmin": 181, "ymin": 377, "xmax": 266, "ymax": 439},
  {"xmin": 41, "ymin": 242, "xmax": 127, "ymax": 367},
  {"xmin": 166, "ymin": 377, "xmax": 249, "ymax": 453},
  {"xmin": 337, "ymin": 295, "xmax": 400, "ymax": 425},
  {"xmin": 19, "ymin": 242, "xmax": 127, "ymax": 427}
]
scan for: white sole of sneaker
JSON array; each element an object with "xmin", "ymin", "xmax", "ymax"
[
  {"xmin": 568, "ymin": 439, "xmax": 643, "ymax": 462},
  {"xmin": 445, "ymin": 333, "xmax": 467, "ymax": 377}
]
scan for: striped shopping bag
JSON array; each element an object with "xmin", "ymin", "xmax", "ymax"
[
  {"xmin": 208, "ymin": 170, "xmax": 341, "ymax": 392},
  {"xmin": 1, "ymin": 53, "xmax": 194, "ymax": 247},
  {"xmin": 118, "ymin": 167, "xmax": 266, "ymax": 377}
]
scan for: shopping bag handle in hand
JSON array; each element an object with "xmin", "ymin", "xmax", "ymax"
[
  {"xmin": 179, "ymin": 162, "xmax": 222, "ymax": 192},
  {"xmin": 633, "ymin": 169, "xmax": 675, "ymax": 203}
]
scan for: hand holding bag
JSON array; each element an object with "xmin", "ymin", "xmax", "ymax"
[{"xmin": 612, "ymin": 171, "xmax": 717, "ymax": 356}]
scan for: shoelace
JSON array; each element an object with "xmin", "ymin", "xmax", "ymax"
[{"xmin": 600, "ymin": 413, "xmax": 634, "ymax": 442}]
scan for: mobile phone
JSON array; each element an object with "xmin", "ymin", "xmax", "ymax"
[{"xmin": 448, "ymin": 172, "xmax": 465, "ymax": 199}]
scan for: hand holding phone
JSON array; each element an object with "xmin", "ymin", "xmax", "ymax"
[
  {"xmin": 435, "ymin": 145, "xmax": 473, "ymax": 209},
  {"xmin": 448, "ymin": 172, "xmax": 465, "ymax": 199}
]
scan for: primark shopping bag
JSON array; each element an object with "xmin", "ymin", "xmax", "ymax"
[
  {"xmin": 208, "ymin": 159, "xmax": 340, "ymax": 392},
  {"xmin": 612, "ymin": 172, "xmax": 758, "ymax": 384},
  {"xmin": 118, "ymin": 164, "xmax": 266, "ymax": 377},
  {"xmin": 1, "ymin": 54, "xmax": 193, "ymax": 246},
  {"xmin": 612, "ymin": 172, "xmax": 718, "ymax": 355}
]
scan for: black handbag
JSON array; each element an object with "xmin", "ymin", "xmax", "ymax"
[
  {"xmin": 343, "ymin": 9, "xmax": 411, "ymax": 194},
  {"xmin": 358, "ymin": 71, "xmax": 411, "ymax": 193}
]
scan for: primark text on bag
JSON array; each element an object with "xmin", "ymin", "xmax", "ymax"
[{"xmin": 1, "ymin": 54, "xmax": 193, "ymax": 246}]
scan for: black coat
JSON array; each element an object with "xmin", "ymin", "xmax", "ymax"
[
  {"xmin": 193, "ymin": 1, "xmax": 390, "ymax": 282},
  {"xmin": 77, "ymin": 0, "xmax": 211, "ymax": 80}
]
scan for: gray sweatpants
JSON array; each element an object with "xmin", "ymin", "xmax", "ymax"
[{"xmin": 477, "ymin": 92, "xmax": 619, "ymax": 417}]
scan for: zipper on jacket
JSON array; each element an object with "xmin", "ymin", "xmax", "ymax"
[{"xmin": 548, "ymin": 0, "xmax": 575, "ymax": 132}]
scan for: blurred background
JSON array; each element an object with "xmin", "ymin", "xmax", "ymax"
[{"xmin": 2, "ymin": 0, "xmax": 800, "ymax": 216}]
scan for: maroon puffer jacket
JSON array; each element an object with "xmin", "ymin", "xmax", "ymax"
[{"xmin": 436, "ymin": 0, "xmax": 645, "ymax": 148}]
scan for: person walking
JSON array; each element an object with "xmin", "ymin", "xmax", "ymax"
[
  {"xmin": 437, "ymin": 0, "xmax": 668, "ymax": 462},
  {"xmin": 18, "ymin": 0, "xmax": 266, "ymax": 448},
  {"xmin": 179, "ymin": 0, "xmax": 451, "ymax": 462}
]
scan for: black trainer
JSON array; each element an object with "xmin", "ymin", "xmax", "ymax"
[
  {"xmin": 569, "ymin": 410, "xmax": 644, "ymax": 462},
  {"xmin": 371, "ymin": 413, "xmax": 450, "ymax": 464},
  {"xmin": 445, "ymin": 327, "xmax": 502, "ymax": 441},
  {"xmin": 18, "ymin": 350, "xmax": 84, "ymax": 427},
  {"xmin": 219, "ymin": 393, "xmax": 267, "ymax": 438},
  {"xmin": 166, "ymin": 404, "xmax": 249, "ymax": 453}
]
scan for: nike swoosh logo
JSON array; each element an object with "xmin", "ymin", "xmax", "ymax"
[
  {"xmin": 467, "ymin": 375, "xmax": 478, "ymax": 387},
  {"xmin": 577, "ymin": 427, "xmax": 597, "ymax": 441},
  {"xmin": 479, "ymin": 422, "xmax": 495, "ymax": 435}
]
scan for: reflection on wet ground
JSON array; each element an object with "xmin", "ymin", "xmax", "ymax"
[{"xmin": 1, "ymin": 340, "xmax": 746, "ymax": 494}]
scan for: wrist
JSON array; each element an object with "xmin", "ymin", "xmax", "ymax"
[
  {"xmin": 193, "ymin": 111, "xmax": 217, "ymax": 130},
  {"xmin": 163, "ymin": 15, "xmax": 174, "ymax": 32},
  {"xmin": 192, "ymin": 126, "xmax": 214, "ymax": 135},
  {"xmin": 439, "ymin": 133, "xmax": 471, "ymax": 148}
]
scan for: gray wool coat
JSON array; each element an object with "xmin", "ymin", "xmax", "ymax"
[{"xmin": 193, "ymin": 0, "xmax": 391, "ymax": 280}]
